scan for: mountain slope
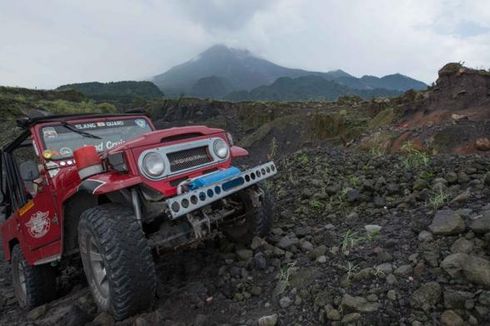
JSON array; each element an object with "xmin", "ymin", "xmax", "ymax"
[
  {"xmin": 153, "ymin": 45, "xmax": 427, "ymax": 98},
  {"xmin": 0, "ymin": 86, "xmax": 116, "ymax": 147},
  {"xmin": 360, "ymin": 73, "xmax": 427, "ymax": 91},
  {"xmin": 189, "ymin": 76, "xmax": 234, "ymax": 99},
  {"xmin": 153, "ymin": 45, "xmax": 355, "ymax": 97},
  {"xmin": 57, "ymin": 81, "xmax": 164, "ymax": 101},
  {"xmin": 225, "ymin": 75, "xmax": 402, "ymax": 102}
]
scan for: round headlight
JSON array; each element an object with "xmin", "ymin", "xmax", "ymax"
[
  {"xmin": 213, "ymin": 138, "xmax": 229, "ymax": 159},
  {"xmin": 142, "ymin": 152, "xmax": 165, "ymax": 177}
]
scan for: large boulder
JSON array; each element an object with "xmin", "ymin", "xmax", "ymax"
[
  {"xmin": 276, "ymin": 236, "xmax": 299, "ymax": 249},
  {"xmin": 469, "ymin": 212, "xmax": 490, "ymax": 234},
  {"xmin": 450, "ymin": 238, "xmax": 473, "ymax": 254},
  {"xmin": 236, "ymin": 249, "xmax": 253, "ymax": 261},
  {"xmin": 258, "ymin": 314, "xmax": 278, "ymax": 326},
  {"xmin": 444, "ymin": 288, "xmax": 474, "ymax": 309},
  {"xmin": 441, "ymin": 253, "xmax": 490, "ymax": 287},
  {"xmin": 440, "ymin": 310, "xmax": 464, "ymax": 326},
  {"xmin": 429, "ymin": 210, "xmax": 465, "ymax": 235},
  {"xmin": 479, "ymin": 291, "xmax": 490, "ymax": 306},
  {"xmin": 463, "ymin": 255, "xmax": 490, "ymax": 287},
  {"xmin": 410, "ymin": 282, "xmax": 442, "ymax": 311},
  {"xmin": 341, "ymin": 294, "xmax": 380, "ymax": 313},
  {"xmin": 476, "ymin": 138, "xmax": 490, "ymax": 151},
  {"xmin": 441, "ymin": 253, "xmax": 467, "ymax": 277}
]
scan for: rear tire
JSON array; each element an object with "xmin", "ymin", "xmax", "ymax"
[
  {"xmin": 11, "ymin": 245, "xmax": 57, "ymax": 309},
  {"xmin": 78, "ymin": 204, "xmax": 156, "ymax": 320},
  {"xmin": 224, "ymin": 186, "xmax": 273, "ymax": 244}
]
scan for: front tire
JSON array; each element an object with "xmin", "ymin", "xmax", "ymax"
[
  {"xmin": 11, "ymin": 244, "xmax": 57, "ymax": 309},
  {"xmin": 224, "ymin": 186, "xmax": 273, "ymax": 244},
  {"xmin": 78, "ymin": 204, "xmax": 156, "ymax": 320}
]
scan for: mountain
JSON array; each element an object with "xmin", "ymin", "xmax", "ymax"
[
  {"xmin": 359, "ymin": 74, "xmax": 427, "ymax": 91},
  {"xmin": 332, "ymin": 74, "xmax": 427, "ymax": 92},
  {"xmin": 225, "ymin": 75, "xmax": 402, "ymax": 102},
  {"xmin": 190, "ymin": 76, "xmax": 234, "ymax": 99},
  {"xmin": 152, "ymin": 44, "xmax": 427, "ymax": 99},
  {"xmin": 57, "ymin": 81, "xmax": 164, "ymax": 102},
  {"xmin": 153, "ymin": 45, "xmax": 356, "ymax": 97}
]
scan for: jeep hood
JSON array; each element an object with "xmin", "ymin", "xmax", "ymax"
[{"xmin": 106, "ymin": 125, "xmax": 224, "ymax": 154}]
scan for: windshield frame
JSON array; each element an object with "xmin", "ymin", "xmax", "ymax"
[{"xmin": 35, "ymin": 115, "xmax": 155, "ymax": 161}]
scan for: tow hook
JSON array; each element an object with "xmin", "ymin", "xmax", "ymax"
[
  {"xmin": 249, "ymin": 187, "xmax": 264, "ymax": 208},
  {"xmin": 186, "ymin": 212, "xmax": 211, "ymax": 239}
]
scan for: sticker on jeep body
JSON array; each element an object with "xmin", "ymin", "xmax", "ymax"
[
  {"xmin": 25, "ymin": 211, "xmax": 50, "ymax": 238},
  {"xmin": 74, "ymin": 120, "xmax": 124, "ymax": 130},
  {"xmin": 18, "ymin": 200, "xmax": 34, "ymax": 216}
]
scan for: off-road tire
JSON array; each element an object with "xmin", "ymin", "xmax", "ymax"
[
  {"xmin": 224, "ymin": 185, "xmax": 273, "ymax": 244},
  {"xmin": 78, "ymin": 204, "xmax": 156, "ymax": 320},
  {"xmin": 11, "ymin": 244, "xmax": 57, "ymax": 309}
]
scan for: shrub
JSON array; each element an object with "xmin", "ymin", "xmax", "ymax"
[{"xmin": 401, "ymin": 141, "xmax": 431, "ymax": 169}]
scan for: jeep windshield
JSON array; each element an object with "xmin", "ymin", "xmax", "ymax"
[{"xmin": 40, "ymin": 117, "xmax": 153, "ymax": 160}]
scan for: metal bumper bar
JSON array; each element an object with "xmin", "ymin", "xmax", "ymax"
[{"xmin": 165, "ymin": 161, "xmax": 277, "ymax": 219}]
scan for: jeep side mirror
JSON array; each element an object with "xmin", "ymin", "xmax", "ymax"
[{"xmin": 19, "ymin": 160, "xmax": 40, "ymax": 182}]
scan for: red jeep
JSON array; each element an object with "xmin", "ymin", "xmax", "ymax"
[{"xmin": 0, "ymin": 112, "xmax": 276, "ymax": 320}]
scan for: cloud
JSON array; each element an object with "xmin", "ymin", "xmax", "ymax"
[
  {"xmin": 216, "ymin": 0, "xmax": 490, "ymax": 83},
  {"xmin": 0, "ymin": 0, "xmax": 489, "ymax": 88},
  {"xmin": 172, "ymin": 0, "xmax": 275, "ymax": 31}
]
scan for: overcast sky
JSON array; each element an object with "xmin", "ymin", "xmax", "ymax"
[{"xmin": 1, "ymin": 0, "xmax": 489, "ymax": 89}]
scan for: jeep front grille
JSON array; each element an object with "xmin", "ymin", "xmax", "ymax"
[
  {"xmin": 167, "ymin": 146, "xmax": 211, "ymax": 172},
  {"xmin": 137, "ymin": 137, "xmax": 229, "ymax": 180}
]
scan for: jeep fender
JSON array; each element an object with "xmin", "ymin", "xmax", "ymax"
[
  {"xmin": 231, "ymin": 146, "xmax": 248, "ymax": 158},
  {"xmin": 60, "ymin": 172, "xmax": 142, "ymax": 256},
  {"xmin": 62, "ymin": 173, "xmax": 142, "ymax": 202}
]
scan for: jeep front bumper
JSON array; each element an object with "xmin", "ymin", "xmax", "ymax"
[{"xmin": 165, "ymin": 161, "xmax": 277, "ymax": 219}]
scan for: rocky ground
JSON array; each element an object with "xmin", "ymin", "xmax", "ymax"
[
  {"xmin": 1, "ymin": 63, "xmax": 490, "ymax": 325},
  {"xmin": 1, "ymin": 147, "xmax": 490, "ymax": 325}
]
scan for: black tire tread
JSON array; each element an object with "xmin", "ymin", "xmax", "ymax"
[
  {"xmin": 225, "ymin": 186, "xmax": 273, "ymax": 244},
  {"xmin": 11, "ymin": 245, "xmax": 57, "ymax": 309},
  {"xmin": 250, "ymin": 188, "xmax": 273, "ymax": 238},
  {"xmin": 78, "ymin": 204, "xmax": 156, "ymax": 320}
]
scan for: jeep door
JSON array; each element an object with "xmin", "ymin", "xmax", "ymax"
[{"xmin": 7, "ymin": 137, "xmax": 61, "ymax": 261}]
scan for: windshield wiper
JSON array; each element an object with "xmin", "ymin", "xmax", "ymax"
[{"xmin": 60, "ymin": 121, "xmax": 102, "ymax": 139}]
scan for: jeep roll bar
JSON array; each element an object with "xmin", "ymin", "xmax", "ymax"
[
  {"xmin": 1, "ymin": 130, "xmax": 32, "ymax": 216},
  {"xmin": 1, "ymin": 151, "xmax": 28, "ymax": 215}
]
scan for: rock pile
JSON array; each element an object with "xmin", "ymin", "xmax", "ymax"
[{"xmin": 1, "ymin": 147, "xmax": 489, "ymax": 325}]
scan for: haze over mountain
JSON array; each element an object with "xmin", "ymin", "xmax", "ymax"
[
  {"xmin": 153, "ymin": 45, "xmax": 427, "ymax": 99},
  {"xmin": 225, "ymin": 76, "xmax": 402, "ymax": 102}
]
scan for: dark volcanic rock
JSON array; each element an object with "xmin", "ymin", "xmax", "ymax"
[
  {"xmin": 440, "ymin": 310, "xmax": 464, "ymax": 326},
  {"xmin": 429, "ymin": 210, "xmax": 465, "ymax": 235},
  {"xmin": 341, "ymin": 294, "xmax": 380, "ymax": 313},
  {"xmin": 469, "ymin": 212, "xmax": 490, "ymax": 234},
  {"xmin": 442, "ymin": 253, "xmax": 490, "ymax": 286},
  {"xmin": 2, "ymin": 147, "xmax": 490, "ymax": 325},
  {"xmin": 410, "ymin": 282, "xmax": 442, "ymax": 311}
]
